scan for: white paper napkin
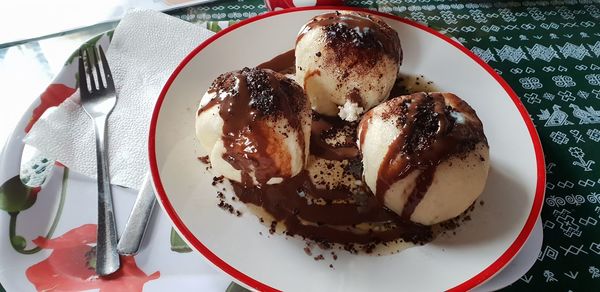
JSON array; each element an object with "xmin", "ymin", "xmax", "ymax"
[{"xmin": 24, "ymin": 9, "xmax": 214, "ymax": 190}]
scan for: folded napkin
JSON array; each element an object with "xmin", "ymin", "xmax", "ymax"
[{"xmin": 24, "ymin": 9, "xmax": 214, "ymax": 190}]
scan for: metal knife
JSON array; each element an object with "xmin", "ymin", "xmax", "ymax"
[{"xmin": 117, "ymin": 172, "xmax": 156, "ymax": 255}]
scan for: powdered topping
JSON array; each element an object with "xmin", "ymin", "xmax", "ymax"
[{"xmin": 297, "ymin": 11, "xmax": 401, "ymax": 64}]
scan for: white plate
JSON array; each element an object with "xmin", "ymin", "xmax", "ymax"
[{"xmin": 149, "ymin": 7, "xmax": 545, "ymax": 291}]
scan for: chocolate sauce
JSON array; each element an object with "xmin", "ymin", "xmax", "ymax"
[
  {"xmin": 257, "ymin": 49, "xmax": 295, "ymax": 74},
  {"xmin": 231, "ymin": 170, "xmax": 431, "ymax": 245},
  {"xmin": 357, "ymin": 113, "xmax": 371, "ymax": 151},
  {"xmin": 198, "ymin": 68, "xmax": 307, "ymax": 186},
  {"xmin": 216, "ymin": 51, "xmax": 477, "ymax": 249},
  {"xmin": 372, "ymin": 93, "xmax": 487, "ymax": 219},
  {"xmin": 233, "ymin": 54, "xmax": 433, "ymax": 245},
  {"xmin": 310, "ymin": 113, "xmax": 358, "ymax": 161},
  {"xmin": 296, "ymin": 11, "xmax": 401, "ymax": 63}
]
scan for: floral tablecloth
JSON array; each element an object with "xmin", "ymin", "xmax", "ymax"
[{"xmin": 1, "ymin": 0, "xmax": 599, "ymax": 291}]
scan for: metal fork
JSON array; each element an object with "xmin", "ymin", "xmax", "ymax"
[{"xmin": 78, "ymin": 46, "xmax": 120, "ymax": 276}]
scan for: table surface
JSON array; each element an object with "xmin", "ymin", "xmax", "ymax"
[{"xmin": 1, "ymin": 0, "xmax": 599, "ymax": 291}]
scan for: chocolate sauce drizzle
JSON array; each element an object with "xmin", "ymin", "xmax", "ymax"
[
  {"xmin": 257, "ymin": 49, "xmax": 295, "ymax": 74},
  {"xmin": 365, "ymin": 92, "xmax": 487, "ymax": 219},
  {"xmin": 198, "ymin": 67, "xmax": 307, "ymax": 186},
  {"xmin": 213, "ymin": 52, "xmax": 435, "ymax": 248},
  {"xmin": 310, "ymin": 113, "xmax": 359, "ymax": 161},
  {"xmin": 232, "ymin": 169, "xmax": 431, "ymax": 245},
  {"xmin": 213, "ymin": 44, "xmax": 484, "ymax": 249}
]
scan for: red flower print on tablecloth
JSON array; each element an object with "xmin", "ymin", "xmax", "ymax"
[
  {"xmin": 26, "ymin": 224, "xmax": 160, "ymax": 291},
  {"xmin": 25, "ymin": 84, "xmax": 76, "ymax": 133}
]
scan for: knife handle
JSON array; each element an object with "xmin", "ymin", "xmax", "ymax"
[{"xmin": 117, "ymin": 173, "xmax": 156, "ymax": 256}]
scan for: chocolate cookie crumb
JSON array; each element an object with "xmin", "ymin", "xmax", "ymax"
[
  {"xmin": 304, "ymin": 247, "xmax": 312, "ymax": 256},
  {"xmin": 212, "ymin": 175, "xmax": 225, "ymax": 186},
  {"xmin": 217, "ymin": 200, "xmax": 235, "ymax": 214},
  {"xmin": 198, "ymin": 155, "xmax": 210, "ymax": 164}
]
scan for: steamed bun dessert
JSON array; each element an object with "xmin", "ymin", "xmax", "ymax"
[
  {"xmin": 358, "ymin": 92, "xmax": 489, "ymax": 225},
  {"xmin": 295, "ymin": 11, "xmax": 402, "ymax": 122},
  {"xmin": 195, "ymin": 67, "xmax": 311, "ymax": 186}
]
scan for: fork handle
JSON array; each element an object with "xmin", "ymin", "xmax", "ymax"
[{"xmin": 93, "ymin": 115, "xmax": 120, "ymax": 276}]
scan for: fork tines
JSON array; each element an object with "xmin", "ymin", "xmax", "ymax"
[{"xmin": 78, "ymin": 46, "xmax": 115, "ymax": 94}]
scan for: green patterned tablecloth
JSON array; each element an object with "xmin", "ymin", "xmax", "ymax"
[{"xmin": 163, "ymin": 0, "xmax": 600, "ymax": 290}]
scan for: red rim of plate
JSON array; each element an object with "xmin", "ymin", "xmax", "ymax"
[{"xmin": 149, "ymin": 6, "xmax": 546, "ymax": 292}]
